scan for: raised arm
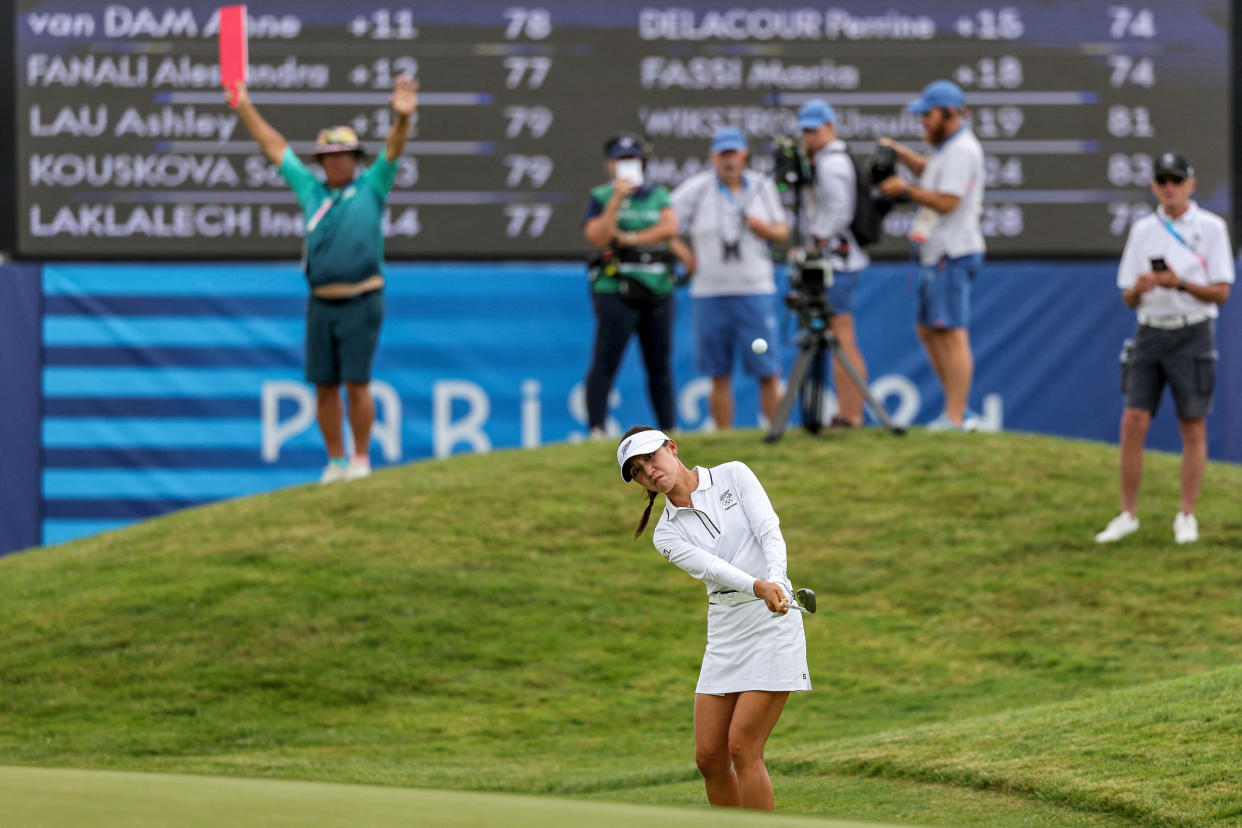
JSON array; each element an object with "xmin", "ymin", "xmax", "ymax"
[
  {"xmin": 230, "ymin": 83, "xmax": 287, "ymax": 166},
  {"xmin": 386, "ymin": 75, "xmax": 418, "ymax": 162}
]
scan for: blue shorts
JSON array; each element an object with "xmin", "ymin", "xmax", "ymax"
[
  {"xmin": 917, "ymin": 253, "xmax": 983, "ymax": 329},
  {"xmin": 827, "ymin": 269, "xmax": 861, "ymax": 315},
  {"xmin": 693, "ymin": 294, "xmax": 780, "ymax": 378}
]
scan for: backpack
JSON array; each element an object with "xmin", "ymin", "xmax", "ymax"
[{"xmin": 843, "ymin": 153, "xmax": 889, "ymax": 248}]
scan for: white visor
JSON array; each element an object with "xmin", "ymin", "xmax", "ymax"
[{"xmin": 617, "ymin": 430, "xmax": 671, "ymax": 482}]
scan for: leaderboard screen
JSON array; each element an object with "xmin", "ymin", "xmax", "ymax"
[{"xmin": 14, "ymin": 0, "xmax": 1231, "ymax": 258}]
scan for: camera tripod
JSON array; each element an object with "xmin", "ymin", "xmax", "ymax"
[{"xmin": 763, "ymin": 305, "xmax": 906, "ymax": 443}]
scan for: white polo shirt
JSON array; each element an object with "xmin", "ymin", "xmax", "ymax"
[
  {"xmin": 671, "ymin": 170, "xmax": 786, "ymax": 297},
  {"xmin": 1117, "ymin": 201, "xmax": 1234, "ymax": 318},
  {"xmin": 651, "ymin": 461, "xmax": 790, "ymax": 596},
  {"xmin": 805, "ymin": 140, "xmax": 870, "ymax": 273},
  {"xmin": 909, "ymin": 126, "xmax": 985, "ymax": 266}
]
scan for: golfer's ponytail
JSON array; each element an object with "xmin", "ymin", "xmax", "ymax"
[
  {"xmin": 634, "ymin": 488, "xmax": 657, "ymax": 539},
  {"xmin": 620, "ymin": 424, "xmax": 661, "ymax": 540}
]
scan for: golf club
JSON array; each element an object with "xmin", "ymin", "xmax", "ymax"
[{"xmin": 795, "ymin": 587, "xmax": 816, "ymax": 613}]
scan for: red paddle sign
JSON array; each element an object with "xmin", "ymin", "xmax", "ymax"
[{"xmin": 218, "ymin": 5, "xmax": 248, "ymax": 107}]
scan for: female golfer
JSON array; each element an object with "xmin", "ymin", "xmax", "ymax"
[{"xmin": 616, "ymin": 425, "xmax": 810, "ymax": 811}]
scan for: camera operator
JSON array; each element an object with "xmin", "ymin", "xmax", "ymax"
[
  {"xmin": 1094, "ymin": 153, "xmax": 1232, "ymax": 545},
  {"xmin": 798, "ymin": 99, "xmax": 871, "ymax": 429},
  {"xmin": 582, "ymin": 133, "xmax": 681, "ymax": 438},
  {"xmin": 876, "ymin": 80, "xmax": 985, "ymax": 432},
  {"xmin": 670, "ymin": 127, "xmax": 790, "ymax": 429}
]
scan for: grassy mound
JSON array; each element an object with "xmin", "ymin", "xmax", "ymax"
[{"xmin": 1, "ymin": 430, "xmax": 1239, "ymax": 826}]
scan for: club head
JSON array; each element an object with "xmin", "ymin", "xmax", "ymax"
[{"xmin": 795, "ymin": 587, "xmax": 817, "ymax": 614}]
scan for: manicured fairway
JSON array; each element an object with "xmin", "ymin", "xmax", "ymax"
[{"xmin": 0, "ymin": 766, "xmax": 913, "ymax": 828}]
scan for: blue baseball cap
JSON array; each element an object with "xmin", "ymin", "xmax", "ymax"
[
  {"xmin": 710, "ymin": 127, "xmax": 747, "ymax": 154},
  {"xmin": 797, "ymin": 99, "xmax": 836, "ymax": 130},
  {"xmin": 907, "ymin": 80, "xmax": 965, "ymax": 114}
]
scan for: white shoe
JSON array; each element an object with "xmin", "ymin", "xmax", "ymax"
[
  {"xmin": 926, "ymin": 413, "xmax": 958, "ymax": 431},
  {"xmin": 344, "ymin": 458, "xmax": 372, "ymax": 481},
  {"xmin": 961, "ymin": 410, "xmax": 982, "ymax": 433},
  {"xmin": 1173, "ymin": 512, "xmax": 1199, "ymax": 544},
  {"xmin": 587, "ymin": 427, "xmax": 609, "ymax": 441},
  {"xmin": 319, "ymin": 462, "xmax": 349, "ymax": 484},
  {"xmin": 1094, "ymin": 511, "xmax": 1139, "ymax": 543}
]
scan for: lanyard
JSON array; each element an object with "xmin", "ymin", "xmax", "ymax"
[
  {"xmin": 1160, "ymin": 217, "xmax": 1208, "ymax": 272},
  {"xmin": 715, "ymin": 176, "xmax": 752, "ymax": 245}
]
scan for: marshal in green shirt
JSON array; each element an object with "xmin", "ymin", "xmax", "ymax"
[
  {"xmin": 583, "ymin": 183, "xmax": 675, "ymax": 298},
  {"xmin": 279, "ymin": 147, "xmax": 398, "ymax": 288}
]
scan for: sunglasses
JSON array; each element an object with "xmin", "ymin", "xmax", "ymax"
[{"xmin": 1154, "ymin": 175, "xmax": 1186, "ymax": 186}]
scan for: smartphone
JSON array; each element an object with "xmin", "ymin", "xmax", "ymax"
[
  {"xmin": 615, "ymin": 158, "xmax": 644, "ymax": 186},
  {"xmin": 1150, "ymin": 257, "xmax": 1168, "ymax": 271}
]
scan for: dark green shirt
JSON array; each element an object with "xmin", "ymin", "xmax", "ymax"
[
  {"xmin": 583, "ymin": 183, "xmax": 675, "ymax": 297},
  {"xmin": 279, "ymin": 147, "xmax": 398, "ymax": 288}
]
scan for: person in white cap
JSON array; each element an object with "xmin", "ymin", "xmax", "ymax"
[
  {"xmin": 1095, "ymin": 152, "xmax": 1233, "ymax": 545},
  {"xmin": 616, "ymin": 425, "xmax": 810, "ymax": 811}
]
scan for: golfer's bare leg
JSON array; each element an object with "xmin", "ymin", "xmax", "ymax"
[
  {"xmin": 829, "ymin": 313, "xmax": 867, "ymax": 425},
  {"xmin": 695, "ymin": 693, "xmax": 742, "ymax": 807},
  {"xmin": 758, "ymin": 375, "xmax": 780, "ymax": 424},
  {"xmin": 1119, "ymin": 407, "xmax": 1151, "ymax": 514},
  {"xmin": 728, "ymin": 690, "xmax": 789, "ymax": 811},
  {"xmin": 710, "ymin": 376, "xmax": 734, "ymax": 431},
  {"xmin": 345, "ymin": 381, "xmax": 374, "ymax": 456},
  {"xmin": 1178, "ymin": 417, "xmax": 1207, "ymax": 514},
  {"xmin": 316, "ymin": 383, "xmax": 345, "ymax": 458},
  {"xmin": 939, "ymin": 328, "xmax": 974, "ymax": 425}
]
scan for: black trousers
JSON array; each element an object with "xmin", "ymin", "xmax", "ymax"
[{"xmin": 585, "ymin": 291, "xmax": 676, "ymax": 431}]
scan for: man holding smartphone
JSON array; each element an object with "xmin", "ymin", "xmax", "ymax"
[{"xmin": 1096, "ymin": 153, "xmax": 1233, "ymax": 544}]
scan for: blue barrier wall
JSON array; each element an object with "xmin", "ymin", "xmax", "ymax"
[
  {"xmin": 2, "ymin": 259, "xmax": 1239, "ymax": 553},
  {"xmin": 0, "ymin": 265, "xmax": 43, "ymax": 554}
]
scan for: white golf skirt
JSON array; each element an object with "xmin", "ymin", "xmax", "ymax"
[{"xmin": 696, "ymin": 599, "xmax": 812, "ymax": 695}]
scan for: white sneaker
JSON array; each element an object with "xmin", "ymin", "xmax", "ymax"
[
  {"xmin": 319, "ymin": 462, "xmax": 349, "ymax": 484},
  {"xmin": 961, "ymin": 410, "xmax": 982, "ymax": 433},
  {"xmin": 344, "ymin": 458, "xmax": 372, "ymax": 481},
  {"xmin": 1095, "ymin": 511, "xmax": 1139, "ymax": 543},
  {"xmin": 1173, "ymin": 512, "xmax": 1199, "ymax": 544},
  {"xmin": 926, "ymin": 413, "xmax": 958, "ymax": 431},
  {"xmin": 587, "ymin": 427, "xmax": 609, "ymax": 441}
]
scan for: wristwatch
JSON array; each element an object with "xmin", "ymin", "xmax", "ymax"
[{"xmin": 1177, "ymin": 279, "xmax": 1188, "ymax": 292}]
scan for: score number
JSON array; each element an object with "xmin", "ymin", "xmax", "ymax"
[
  {"xmin": 953, "ymin": 56, "xmax": 1023, "ymax": 90},
  {"xmin": 503, "ymin": 7, "xmax": 552, "ymax": 39},
  {"xmin": 503, "ymin": 205, "xmax": 553, "ymax": 237},
  {"xmin": 1107, "ymin": 6, "xmax": 1157, "ymax": 38}
]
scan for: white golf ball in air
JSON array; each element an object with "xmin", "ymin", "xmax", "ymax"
[{"xmin": 751, "ymin": 338, "xmax": 768, "ymax": 355}]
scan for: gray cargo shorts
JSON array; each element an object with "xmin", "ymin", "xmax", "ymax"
[{"xmin": 1121, "ymin": 319, "xmax": 1217, "ymax": 420}]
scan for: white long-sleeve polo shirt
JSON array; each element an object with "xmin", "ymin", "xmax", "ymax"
[{"xmin": 651, "ymin": 461, "xmax": 789, "ymax": 596}]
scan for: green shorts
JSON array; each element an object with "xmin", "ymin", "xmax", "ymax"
[{"xmin": 305, "ymin": 289, "xmax": 384, "ymax": 385}]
